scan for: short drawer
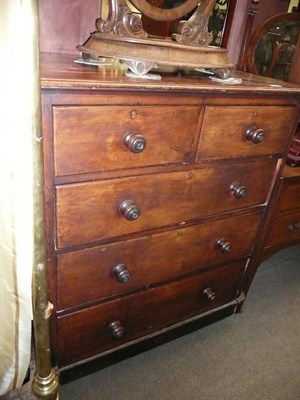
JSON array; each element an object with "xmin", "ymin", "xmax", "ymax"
[
  {"xmin": 57, "ymin": 210, "xmax": 262, "ymax": 309},
  {"xmin": 56, "ymin": 159, "xmax": 277, "ymax": 248},
  {"xmin": 197, "ymin": 106, "xmax": 298, "ymax": 160},
  {"xmin": 57, "ymin": 260, "xmax": 246, "ymax": 367},
  {"xmin": 276, "ymin": 181, "xmax": 300, "ymax": 213},
  {"xmin": 53, "ymin": 105, "xmax": 199, "ymax": 176},
  {"xmin": 265, "ymin": 210, "xmax": 300, "ymax": 247}
]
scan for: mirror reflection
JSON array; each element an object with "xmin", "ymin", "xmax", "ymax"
[
  {"xmin": 145, "ymin": 0, "xmax": 187, "ymax": 9},
  {"xmin": 208, "ymin": 0, "xmax": 231, "ymax": 46}
]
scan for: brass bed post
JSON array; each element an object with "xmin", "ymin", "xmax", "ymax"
[{"xmin": 29, "ymin": 0, "xmax": 59, "ymax": 398}]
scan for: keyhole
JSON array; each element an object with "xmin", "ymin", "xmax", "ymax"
[{"xmin": 130, "ymin": 110, "xmax": 137, "ymax": 119}]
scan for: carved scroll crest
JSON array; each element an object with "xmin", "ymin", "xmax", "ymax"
[
  {"xmin": 172, "ymin": 0, "xmax": 215, "ymax": 45},
  {"xmin": 78, "ymin": 0, "xmax": 234, "ymax": 76},
  {"xmin": 96, "ymin": 0, "xmax": 147, "ymax": 39},
  {"xmin": 173, "ymin": 17, "xmax": 213, "ymax": 45}
]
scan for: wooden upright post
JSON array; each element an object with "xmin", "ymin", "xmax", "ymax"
[{"xmin": 237, "ymin": 0, "xmax": 262, "ymax": 71}]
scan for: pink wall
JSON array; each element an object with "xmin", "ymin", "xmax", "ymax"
[{"xmin": 39, "ymin": 0, "xmax": 101, "ymax": 55}]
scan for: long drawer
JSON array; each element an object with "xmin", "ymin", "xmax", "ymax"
[
  {"xmin": 56, "ymin": 159, "xmax": 277, "ymax": 248},
  {"xmin": 53, "ymin": 105, "xmax": 200, "ymax": 176},
  {"xmin": 57, "ymin": 210, "xmax": 262, "ymax": 310},
  {"xmin": 197, "ymin": 106, "xmax": 297, "ymax": 160},
  {"xmin": 57, "ymin": 260, "xmax": 246, "ymax": 367}
]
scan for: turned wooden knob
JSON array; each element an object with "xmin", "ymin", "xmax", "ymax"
[
  {"xmin": 230, "ymin": 182, "xmax": 247, "ymax": 199},
  {"xmin": 112, "ymin": 263, "xmax": 131, "ymax": 283},
  {"xmin": 108, "ymin": 321, "xmax": 125, "ymax": 339},
  {"xmin": 245, "ymin": 125, "xmax": 265, "ymax": 144},
  {"xmin": 119, "ymin": 200, "xmax": 141, "ymax": 221},
  {"xmin": 124, "ymin": 131, "xmax": 147, "ymax": 153},
  {"xmin": 203, "ymin": 288, "xmax": 216, "ymax": 302},
  {"xmin": 216, "ymin": 238, "xmax": 232, "ymax": 254}
]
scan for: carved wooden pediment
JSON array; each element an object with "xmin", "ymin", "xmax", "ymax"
[{"xmin": 78, "ymin": 0, "xmax": 234, "ymax": 76}]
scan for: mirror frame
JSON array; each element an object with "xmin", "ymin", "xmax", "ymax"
[
  {"xmin": 129, "ymin": 0, "xmax": 201, "ymax": 21},
  {"xmin": 78, "ymin": 0, "xmax": 235, "ymax": 76},
  {"xmin": 245, "ymin": 12, "xmax": 300, "ymax": 78}
]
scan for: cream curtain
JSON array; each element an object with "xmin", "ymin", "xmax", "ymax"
[{"xmin": 0, "ymin": 0, "xmax": 41, "ymax": 395}]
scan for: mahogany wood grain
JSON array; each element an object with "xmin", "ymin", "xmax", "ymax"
[
  {"xmin": 264, "ymin": 173, "xmax": 300, "ymax": 252},
  {"xmin": 245, "ymin": 12, "xmax": 300, "ymax": 78},
  {"xmin": 53, "ymin": 105, "xmax": 200, "ymax": 176},
  {"xmin": 39, "ymin": 54, "xmax": 300, "ymax": 376},
  {"xmin": 225, "ymin": 0, "xmax": 251, "ymax": 65},
  {"xmin": 40, "ymin": 53, "xmax": 300, "ymax": 96},
  {"xmin": 261, "ymin": 155, "xmax": 300, "ymax": 259},
  {"xmin": 276, "ymin": 180, "xmax": 300, "ymax": 212},
  {"xmin": 55, "ymin": 159, "xmax": 277, "ymax": 248},
  {"xmin": 289, "ymin": 34, "xmax": 300, "ymax": 84},
  {"xmin": 57, "ymin": 260, "xmax": 246, "ymax": 367},
  {"xmin": 197, "ymin": 105, "xmax": 298, "ymax": 160},
  {"xmin": 264, "ymin": 209, "xmax": 300, "ymax": 247},
  {"xmin": 282, "ymin": 163, "xmax": 300, "ymax": 178},
  {"xmin": 57, "ymin": 210, "xmax": 262, "ymax": 310}
]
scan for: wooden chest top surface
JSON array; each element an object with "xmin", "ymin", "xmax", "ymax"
[{"xmin": 40, "ymin": 53, "xmax": 300, "ymax": 96}]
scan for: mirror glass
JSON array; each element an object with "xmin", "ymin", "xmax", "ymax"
[
  {"xmin": 144, "ymin": 0, "xmax": 192, "ymax": 10},
  {"xmin": 130, "ymin": 0, "xmax": 200, "ymax": 22}
]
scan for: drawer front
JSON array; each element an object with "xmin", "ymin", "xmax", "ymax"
[
  {"xmin": 53, "ymin": 105, "xmax": 199, "ymax": 176},
  {"xmin": 56, "ymin": 159, "xmax": 277, "ymax": 248},
  {"xmin": 57, "ymin": 210, "xmax": 262, "ymax": 309},
  {"xmin": 265, "ymin": 210, "xmax": 300, "ymax": 247},
  {"xmin": 277, "ymin": 181, "xmax": 300, "ymax": 213},
  {"xmin": 197, "ymin": 106, "xmax": 297, "ymax": 160},
  {"xmin": 57, "ymin": 260, "xmax": 246, "ymax": 367}
]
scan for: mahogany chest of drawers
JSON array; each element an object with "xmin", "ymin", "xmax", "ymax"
[{"xmin": 40, "ymin": 54, "xmax": 300, "ymax": 379}]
